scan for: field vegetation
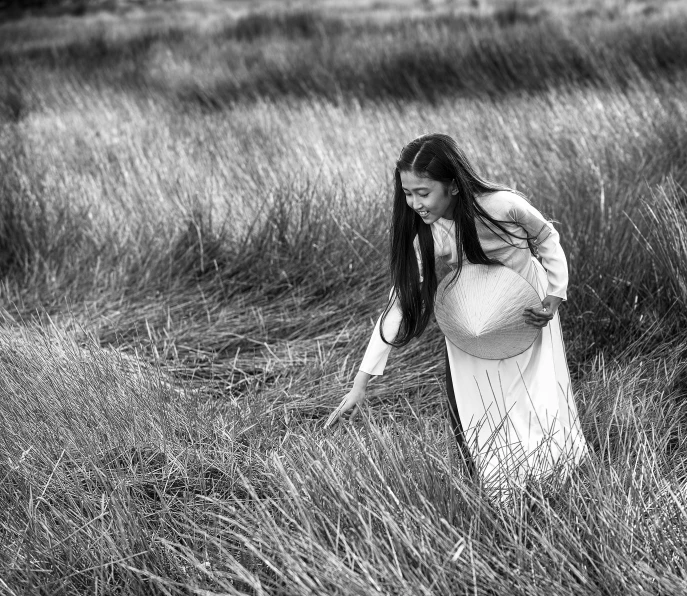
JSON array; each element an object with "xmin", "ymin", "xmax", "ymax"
[{"xmin": 1, "ymin": 0, "xmax": 687, "ymax": 594}]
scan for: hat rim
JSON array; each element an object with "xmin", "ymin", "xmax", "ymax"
[{"xmin": 434, "ymin": 264, "xmax": 542, "ymax": 360}]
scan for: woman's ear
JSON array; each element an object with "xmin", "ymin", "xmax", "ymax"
[{"xmin": 450, "ymin": 180, "xmax": 459, "ymax": 195}]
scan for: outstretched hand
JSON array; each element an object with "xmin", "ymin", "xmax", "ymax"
[
  {"xmin": 324, "ymin": 386, "xmax": 366, "ymax": 429},
  {"xmin": 523, "ymin": 295, "xmax": 563, "ymax": 328}
]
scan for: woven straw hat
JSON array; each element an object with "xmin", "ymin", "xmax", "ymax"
[{"xmin": 434, "ymin": 264, "xmax": 542, "ymax": 359}]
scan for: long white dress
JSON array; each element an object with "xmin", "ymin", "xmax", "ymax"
[{"xmin": 360, "ymin": 191, "xmax": 588, "ymax": 491}]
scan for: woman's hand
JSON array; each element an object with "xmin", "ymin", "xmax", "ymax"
[
  {"xmin": 324, "ymin": 371, "xmax": 371, "ymax": 429},
  {"xmin": 523, "ymin": 295, "xmax": 563, "ymax": 328}
]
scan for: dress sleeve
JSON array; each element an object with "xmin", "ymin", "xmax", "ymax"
[
  {"xmin": 358, "ymin": 290, "xmax": 402, "ymax": 376},
  {"xmin": 507, "ymin": 194, "xmax": 569, "ymax": 300},
  {"xmin": 359, "ymin": 236, "xmax": 423, "ymax": 376}
]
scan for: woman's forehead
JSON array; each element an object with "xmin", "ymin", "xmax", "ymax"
[{"xmin": 400, "ymin": 171, "xmax": 439, "ymax": 189}]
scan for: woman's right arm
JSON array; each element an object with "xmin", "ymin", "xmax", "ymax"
[
  {"xmin": 324, "ymin": 293, "xmax": 402, "ymax": 428},
  {"xmin": 324, "ymin": 236, "xmax": 422, "ymax": 428},
  {"xmin": 358, "ymin": 289, "xmax": 403, "ymax": 375}
]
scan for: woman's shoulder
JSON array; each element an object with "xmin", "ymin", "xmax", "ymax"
[
  {"xmin": 477, "ymin": 189, "xmax": 525, "ymax": 205},
  {"xmin": 476, "ymin": 189, "xmax": 528, "ymax": 217}
]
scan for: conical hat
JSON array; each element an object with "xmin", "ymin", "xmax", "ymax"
[{"xmin": 434, "ymin": 264, "xmax": 542, "ymax": 359}]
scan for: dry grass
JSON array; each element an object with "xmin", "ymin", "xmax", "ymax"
[
  {"xmin": 2, "ymin": 323, "xmax": 687, "ymax": 594},
  {"xmin": 1, "ymin": 2, "xmax": 687, "ymax": 594}
]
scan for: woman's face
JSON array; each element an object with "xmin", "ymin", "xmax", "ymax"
[{"xmin": 400, "ymin": 170, "xmax": 457, "ymax": 224}]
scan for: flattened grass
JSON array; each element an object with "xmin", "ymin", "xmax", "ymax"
[{"xmin": 2, "ymin": 324, "xmax": 687, "ymax": 595}]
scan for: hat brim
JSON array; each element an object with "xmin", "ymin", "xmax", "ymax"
[{"xmin": 434, "ymin": 265, "xmax": 542, "ymax": 360}]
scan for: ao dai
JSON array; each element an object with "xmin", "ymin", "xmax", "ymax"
[{"xmin": 360, "ymin": 191, "xmax": 588, "ymax": 491}]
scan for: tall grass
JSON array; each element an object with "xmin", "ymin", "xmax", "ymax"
[
  {"xmin": 1, "ymin": 81, "xmax": 686, "ymax": 368},
  {"xmin": 2, "ymin": 324, "xmax": 687, "ymax": 595},
  {"xmin": 2, "ymin": 2, "xmax": 687, "ymax": 594}
]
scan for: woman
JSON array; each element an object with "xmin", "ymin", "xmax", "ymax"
[{"xmin": 325, "ymin": 133, "xmax": 588, "ymax": 491}]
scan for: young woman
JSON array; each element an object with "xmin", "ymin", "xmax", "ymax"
[{"xmin": 325, "ymin": 133, "xmax": 588, "ymax": 490}]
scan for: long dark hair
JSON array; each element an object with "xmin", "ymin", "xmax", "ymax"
[{"xmin": 380, "ymin": 133, "xmax": 533, "ymax": 347}]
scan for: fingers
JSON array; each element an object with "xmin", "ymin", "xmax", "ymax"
[
  {"xmin": 523, "ymin": 307, "xmax": 554, "ymax": 318},
  {"xmin": 324, "ymin": 400, "xmax": 360, "ymax": 429},
  {"xmin": 522, "ymin": 306, "xmax": 553, "ymax": 328},
  {"xmin": 523, "ymin": 306, "xmax": 553, "ymax": 317},
  {"xmin": 324, "ymin": 403, "xmax": 345, "ymax": 429}
]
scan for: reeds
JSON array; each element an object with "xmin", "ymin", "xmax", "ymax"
[
  {"xmin": 1, "ymin": 2, "xmax": 687, "ymax": 594},
  {"xmin": 2, "ymin": 324, "xmax": 687, "ymax": 594}
]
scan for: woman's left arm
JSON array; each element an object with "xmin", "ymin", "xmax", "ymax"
[{"xmin": 507, "ymin": 194, "xmax": 568, "ymax": 327}]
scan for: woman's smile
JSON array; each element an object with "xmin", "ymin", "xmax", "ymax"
[{"xmin": 400, "ymin": 170, "xmax": 457, "ymax": 223}]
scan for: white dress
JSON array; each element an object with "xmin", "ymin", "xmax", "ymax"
[{"xmin": 360, "ymin": 191, "xmax": 588, "ymax": 491}]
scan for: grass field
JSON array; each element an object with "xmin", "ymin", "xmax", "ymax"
[{"xmin": 2, "ymin": 0, "xmax": 687, "ymax": 594}]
